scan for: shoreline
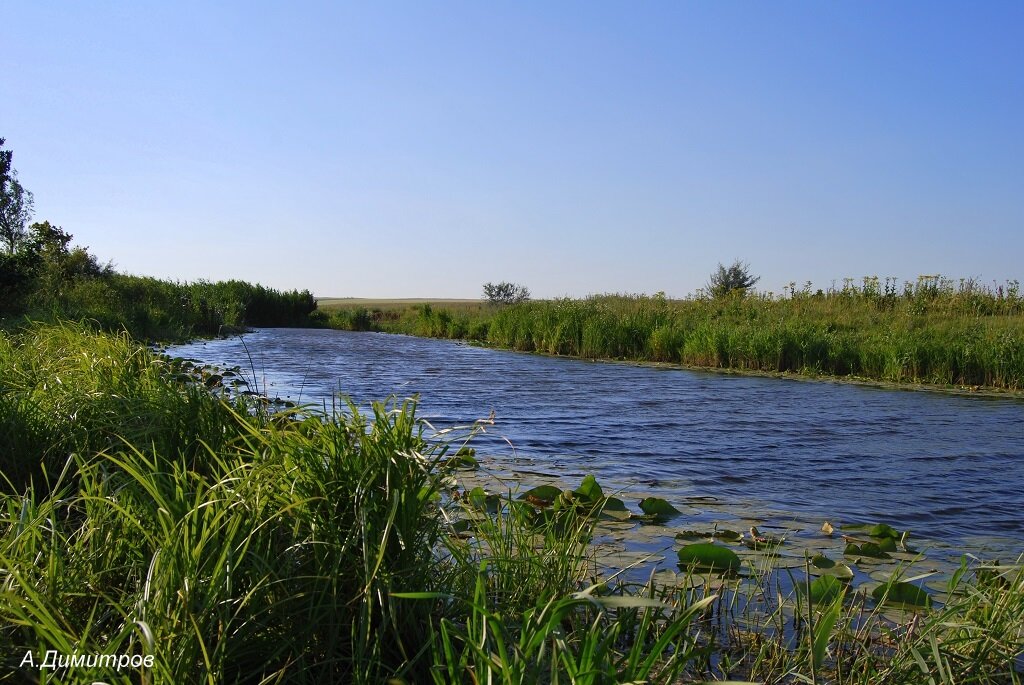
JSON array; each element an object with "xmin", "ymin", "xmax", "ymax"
[{"xmin": 436, "ymin": 335, "xmax": 1024, "ymax": 401}]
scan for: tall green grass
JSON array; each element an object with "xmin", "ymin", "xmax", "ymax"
[
  {"xmin": 0, "ymin": 323, "xmax": 449, "ymax": 682},
  {"xmin": 323, "ymin": 277, "xmax": 1024, "ymax": 391},
  {"xmin": 3, "ymin": 271, "xmax": 317, "ymax": 340}
]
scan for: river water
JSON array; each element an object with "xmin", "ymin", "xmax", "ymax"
[{"xmin": 168, "ymin": 327, "xmax": 1024, "ymax": 566}]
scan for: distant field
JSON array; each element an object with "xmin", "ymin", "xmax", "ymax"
[{"xmin": 317, "ymin": 297, "xmax": 483, "ymax": 310}]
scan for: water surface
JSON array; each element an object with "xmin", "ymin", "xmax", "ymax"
[{"xmin": 169, "ymin": 328, "xmax": 1024, "ymax": 563}]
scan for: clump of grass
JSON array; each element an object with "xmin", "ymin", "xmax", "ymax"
[{"xmin": 0, "ymin": 320, "xmax": 255, "ymax": 492}]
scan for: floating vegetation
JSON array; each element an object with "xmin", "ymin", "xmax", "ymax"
[
  {"xmin": 677, "ymin": 542, "xmax": 743, "ymax": 573},
  {"xmin": 639, "ymin": 496, "xmax": 683, "ymax": 521}
]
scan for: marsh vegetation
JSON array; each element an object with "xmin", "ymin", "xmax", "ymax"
[
  {"xmin": 319, "ymin": 276, "xmax": 1024, "ymax": 392},
  {"xmin": 1, "ymin": 322, "xmax": 1022, "ymax": 683}
]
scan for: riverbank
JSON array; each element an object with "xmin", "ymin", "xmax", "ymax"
[
  {"xmin": 317, "ymin": 279, "xmax": 1024, "ymax": 394},
  {"xmin": 578, "ymin": 354, "xmax": 1024, "ymax": 400},
  {"xmin": 4, "ymin": 321, "xmax": 1021, "ymax": 683}
]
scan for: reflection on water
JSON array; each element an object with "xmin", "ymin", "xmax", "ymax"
[{"xmin": 169, "ymin": 327, "xmax": 1024, "ymax": 562}]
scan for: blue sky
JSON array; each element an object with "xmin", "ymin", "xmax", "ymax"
[{"xmin": 4, "ymin": 1, "xmax": 1022, "ymax": 298}]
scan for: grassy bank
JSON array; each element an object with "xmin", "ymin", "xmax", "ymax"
[
  {"xmin": 2, "ymin": 322, "xmax": 1022, "ymax": 683},
  {"xmin": 319, "ymin": 277, "xmax": 1024, "ymax": 392}
]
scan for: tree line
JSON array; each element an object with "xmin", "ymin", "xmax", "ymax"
[{"xmin": 0, "ymin": 138, "xmax": 316, "ymax": 338}]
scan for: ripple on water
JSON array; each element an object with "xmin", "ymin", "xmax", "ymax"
[{"xmin": 168, "ymin": 328, "xmax": 1024, "ymax": 562}]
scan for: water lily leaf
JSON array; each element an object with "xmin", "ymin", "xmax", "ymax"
[
  {"xmin": 811, "ymin": 554, "xmax": 835, "ymax": 569},
  {"xmin": 467, "ymin": 486, "xmax": 500, "ymax": 513},
  {"xmin": 574, "ymin": 474, "xmax": 604, "ymax": 502},
  {"xmin": 519, "ymin": 485, "xmax": 562, "ymax": 506},
  {"xmin": 809, "ymin": 555, "xmax": 854, "ymax": 580},
  {"xmin": 872, "ymin": 581, "xmax": 931, "ymax": 608},
  {"xmin": 639, "ymin": 497, "xmax": 681, "ymax": 518},
  {"xmin": 596, "ymin": 497, "xmax": 630, "ymax": 520},
  {"xmin": 869, "ymin": 523, "xmax": 901, "ymax": 539},
  {"xmin": 714, "ymin": 529, "xmax": 743, "ymax": 543},
  {"xmin": 845, "ymin": 542, "xmax": 891, "ymax": 559},
  {"xmin": 603, "ymin": 496, "xmax": 627, "ymax": 511},
  {"xmin": 800, "ymin": 575, "xmax": 846, "ymax": 605},
  {"xmin": 445, "ymin": 447, "xmax": 479, "ymax": 469},
  {"xmin": 677, "ymin": 543, "xmax": 742, "ymax": 573},
  {"xmin": 676, "ymin": 530, "xmax": 713, "ymax": 542},
  {"xmin": 814, "ymin": 563, "xmax": 855, "ymax": 580},
  {"xmin": 875, "ymin": 536, "xmax": 898, "ymax": 553},
  {"xmin": 444, "ymin": 450, "xmax": 479, "ymax": 466}
]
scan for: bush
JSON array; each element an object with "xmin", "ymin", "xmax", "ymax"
[{"xmin": 483, "ymin": 281, "xmax": 530, "ymax": 305}]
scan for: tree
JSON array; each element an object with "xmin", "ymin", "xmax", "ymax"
[
  {"xmin": 0, "ymin": 137, "xmax": 10, "ymax": 181},
  {"xmin": 26, "ymin": 221, "xmax": 110, "ymax": 279},
  {"xmin": 482, "ymin": 281, "xmax": 530, "ymax": 305},
  {"xmin": 707, "ymin": 260, "xmax": 760, "ymax": 298},
  {"xmin": 0, "ymin": 138, "xmax": 35, "ymax": 253}
]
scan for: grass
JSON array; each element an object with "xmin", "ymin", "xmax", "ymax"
[
  {"xmin": 1, "ymin": 321, "xmax": 1021, "ymax": 683},
  {"xmin": 319, "ymin": 276, "xmax": 1024, "ymax": 392},
  {"xmin": 3, "ymin": 272, "xmax": 317, "ymax": 341}
]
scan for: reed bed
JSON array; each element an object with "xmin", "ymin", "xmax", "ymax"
[
  {"xmin": 323, "ymin": 277, "xmax": 1024, "ymax": 391},
  {"xmin": 1, "ymin": 322, "xmax": 1021, "ymax": 683}
]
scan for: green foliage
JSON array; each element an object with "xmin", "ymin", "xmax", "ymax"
[
  {"xmin": 483, "ymin": 280, "xmax": 530, "ymax": 305},
  {"xmin": 0, "ymin": 137, "xmax": 35, "ymax": 254},
  {"xmin": 676, "ymin": 542, "xmax": 742, "ymax": 573},
  {"xmin": 707, "ymin": 259, "xmax": 760, "ymax": 298},
  {"xmin": 343, "ymin": 282, "xmax": 1024, "ymax": 391}
]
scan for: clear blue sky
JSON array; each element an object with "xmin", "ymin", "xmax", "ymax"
[{"xmin": 4, "ymin": 1, "xmax": 1022, "ymax": 298}]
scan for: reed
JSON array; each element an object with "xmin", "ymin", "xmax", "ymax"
[{"xmin": 325, "ymin": 278, "xmax": 1024, "ymax": 391}]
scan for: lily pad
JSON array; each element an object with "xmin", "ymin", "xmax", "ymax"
[
  {"xmin": 677, "ymin": 543, "xmax": 742, "ymax": 573},
  {"xmin": 872, "ymin": 581, "xmax": 931, "ymax": 608},
  {"xmin": 868, "ymin": 523, "xmax": 901, "ymax": 539},
  {"xmin": 599, "ymin": 496, "xmax": 631, "ymax": 520},
  {"xmin": 714, "ymin": 529, "xmax": 743, "ymax": 543},
  {"xmin": 466, "ymin": 486, "xmax": 500, "ymax": 513},
  {"xmin": 674, "ymin": 528, "xmax": 742, "ymax": 543},
  {"xmin": 519, "ymin": 485, "xmax": 562, "ymax": 507},
  {"xmin": 811, "ymin": 553, "xmax": 836, "ymax": 569},
  {"xmin": 676, "ymin": 530, "xmax": 713, "ymax": 542},
  {"xmin": 874, "ymin": 536, "xmax": 898, "ymax": 553},
  {"xmin": 445, "ymin": 447, "xmax": 480, "ymax": 469},
  {"xmin": 639, "ymin": 497, "xmax": 682, "ymax": 519},
  {"xmin": 809, "ymin": 555, "xmax": 855, "ymax": 580},
  {"xmin": 800, "ymin": 575, "xmax": 846, "ymax": 604},
  {"xmin": 845, "ymin": 542, "xmax": 891, "ymax": 559},
  {"xmin": 573, "ymin": 474, "xmax": 604, "ymax": 502}
]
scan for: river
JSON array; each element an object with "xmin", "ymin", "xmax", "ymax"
[{"xmin": 168, "ymin": 327, "xmax": 1024, "ymax": 570}]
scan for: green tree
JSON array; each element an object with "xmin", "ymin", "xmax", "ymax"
[
  {"xmin": 0, "ymin": 138, "xmax": 35, "ymax": 253},
  {"xmin": 483, "ymin": 281, "xmax": 530, "ymax": 305},
  {"xmin": 26, "ymin": 221, "xmax": 111, "ymax": 280},
  {"xmin": 707, "ymin": 260, "xmax": 760, "ymax": 297}
]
